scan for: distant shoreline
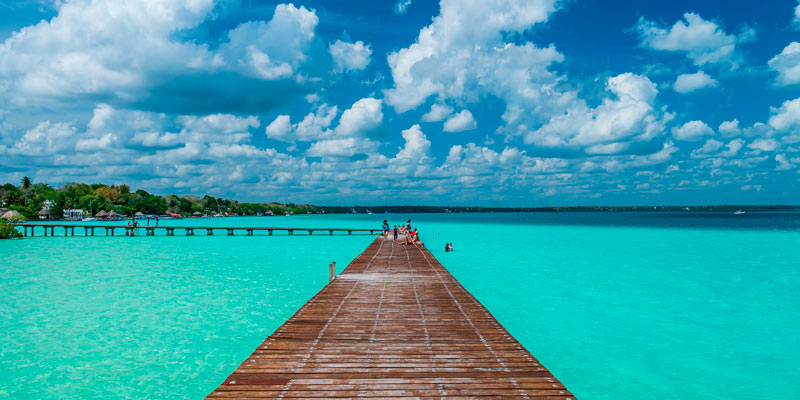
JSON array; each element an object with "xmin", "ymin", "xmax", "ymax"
[{"xmin": 316, "ymin": 205, "xmax": 800, "ymax": 214}]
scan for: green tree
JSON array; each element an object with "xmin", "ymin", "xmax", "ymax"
[
  {"xmin": 20, "ymin": 176, "xmax": 32, "ymax": 205},
  {"xmin": 0, "ymin": 220, "xmax": 22, "ymax": 239}
]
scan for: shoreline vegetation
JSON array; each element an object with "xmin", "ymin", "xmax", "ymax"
[{"xmin": 2, "ymin": 178, "xmax": 799, "ymax": 225}]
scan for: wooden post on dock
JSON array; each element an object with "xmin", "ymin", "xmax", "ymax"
[{"xmin": 328, "ymin": 262, "xmax": 336, "ymax": 282}]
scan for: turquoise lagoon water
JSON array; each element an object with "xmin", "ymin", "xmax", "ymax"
[{"xmin": 2, "ymin": 212, "xmax": 799, "ymax": 399}]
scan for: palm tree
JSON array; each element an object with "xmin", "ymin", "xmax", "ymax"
[{"xmin": 20, "ymin": 176, "xmax": 32, "ymax": 205}]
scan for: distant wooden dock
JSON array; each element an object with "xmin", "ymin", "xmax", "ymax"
[
  {"xmin": 206, "ymin": 237, "xmax": 574, "ymax": 399},
  {"xmin": 13, "ymin": 224, "xmax": 379, "ymax": 237}
]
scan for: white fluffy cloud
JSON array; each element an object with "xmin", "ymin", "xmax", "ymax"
[
  {"xmin": 11, "ymin": 121, "xmax": 79, "ymax": 155},
  {"xmin": 719, "ymin": 119, "xmax": 742, "ymax": 138},
  {"xmin": 525, "ymin": 73, "xmax": 666, "ymax": 152},
  {"xmin": 390, "ymin": 124, "xmax": 432, "ymax": 175},
  {"xmin": 635, "ymin": 12, "xmax": 753, "ymax": 67},
  {"xmin": 672, "ymin": 120, "xmax": 714, "ymax": 141},
  {"xmin": 305, "ymin": 137, "xmax": 378, "ymax": 157},
  {"xmin": 265, "ymin": 104, "xmax": 339, "ymax": 142},
  {"xmin": 748, "ymin": 138, "xmax": 781, "ymax": 152},
  {"xmin": 329, "ymin": 40, "xmax": 372, "ymax": 73},
  {"xmin": 768, "ymin": 42, "xmax": 800, "ymax": 86},
  {"xmin": 335, "ymin": 97, "xmax": 383, "ymax": 136},
  {"xmin": 385, "ymin": 1, "xmax": 675, "ymax": 154},
  {"xmin": 218, "ymin": 4, "xmax": 319, "ymax": 80},
  {"xmin": 265, "ymin": 115, "xmax": 293, "ymax": 141},
  {"xmin": 443, "ymin": 110, "xmax": 477, "ymax": 132},
  {"xmin": 673, "ymin": 70, "xmax": 718, "ymax": 93},
  {"xmin": 421, "ymin": 103, "xmax": 453, "ymax": 122},
  {"xmin": 768, "ymin": 97, "xmax": 800, "ymax": 135},
  {"xmin": 0, "ymin": 1, "xmax": 324, "ymax": 112},
  {"xmin": 384, "ymin": 0, "xmax": 564, "ymax": 115}
]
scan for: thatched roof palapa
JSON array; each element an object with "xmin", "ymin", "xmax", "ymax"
[
  {"xmin": 135, "ymin": 211, "xmax": 145, "ymax": 216},
  {"xmin": 95, "ymin": 210, "xmax": 108, "ymax": 217},
  {"xmin": 1, "ymin": 210, "xmax": 25, "ymax": 221},
  {"xmin": 107, "ymin": 210, "xmax": 119, "ymax": 216}
]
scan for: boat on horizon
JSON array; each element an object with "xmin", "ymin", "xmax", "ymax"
[{"xmin": 734, "ymin": 210, "xmax": 746, "ymax": 215}]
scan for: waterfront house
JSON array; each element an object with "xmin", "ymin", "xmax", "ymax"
[
  {"xmin": 94, "ymin": 210, "xmax": 108, "ymax": 220},
  {"xmin": 63, "ymin": 209, "xmax": 85, "ymax": 220},
  {"xmin": 107, "ymin": 210, "xmax": 122, "ymax": 220}
]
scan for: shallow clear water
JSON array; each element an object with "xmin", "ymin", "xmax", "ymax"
[{"xmin": 2, "ymin": 212, "xmax": 799, "ymax": 399}]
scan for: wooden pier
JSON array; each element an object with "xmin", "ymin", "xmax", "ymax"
[
  {"xmin": 206, "ymin": 237, "xmax": 574, "ymax": 399},
  {"xmin": 13, "ymin": 224, "xmax": 380, "ymax": 237}
]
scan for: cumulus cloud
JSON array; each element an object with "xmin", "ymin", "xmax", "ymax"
[
  {"xmin": 384, "ymin": 0, "xmax": 565, "ymax": 117},
  {"xmin": 219, "ymin": 4, "xmax": 319, "ymax": 80},
  {"xmin": 748, "ymin": 138, "xmax": 781, "ymax": 152},
  {"xmin": 526, "ymin": 73, "xmax": 667, "ymax": 152},
  {"xmin": 393, "ymin": 0, "xmax": 412, "ymax": 15},
  {"xmin": 0, "ymin": 1, "xmax": 325, "ymax": 113},
  {"xmin": 719, "ymin": 119, "xmax": 742, "ymax": 138},
  {"xmin": 265, "ymin": 104, "xmax": 339, "ymax": 143},
  {"xmin": 768, "ymin": 42, "xmax": 800, "ymax": 86},
  {"xmin": 443, "ymin": 110, "xmax": 477, "ymax": 132},
  {"xmin": 305, "ymin": 137, "xmax": 379, "ymax": 157},
  {"xmin": 672, "ymin": 120, "xmax": 714, "ymax": 141},
  {"xmin": 697, "ymin": 138, "xmax": 724, "ymax": 153},
  {"xmin": 11, "ymin": 121, "xmax": 79, "ymax": 155},
  {"xmin": 635, "ymin": 12, "xmax": 754, "ymax": 67},
  {"xmin": 673, "ymin": 70, "xmax": 718, "ymax": 93},
  {"xmin": 768, "ymin": 97, "xmax": 800, "ymax": 134},
  {"xmin": 721, "ymin": 138, "xmax": 745, "ymax": 157},
  {"xmin": 390, "ymin": 124, "xmax": 432, "ymax": 175},
  {"xmin": 329, "ymin": 40, "xmax": 372, "ymax": 73},
  {"xmin": 421, "ymin": 103, "xmax": 453, "ymax": 122},
  {"xmin": 335, "ymin": 97, "xmax": 383, "ymax": 136}
]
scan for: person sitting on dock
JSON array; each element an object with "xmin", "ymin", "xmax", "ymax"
[
  {"xmin": 413, "ymin": 231, "xmax": 423, "ymax": 246},
  {"xmin": 401, "ymin": 228, "xmax": 419, "ymax": 246}
]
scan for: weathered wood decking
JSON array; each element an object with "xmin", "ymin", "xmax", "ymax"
[{"xmin": 207, "ymin": 237, "xmax": 574, "ymax": 399}]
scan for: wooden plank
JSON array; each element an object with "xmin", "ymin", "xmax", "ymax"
[{"xmin": 205, "ymin": 237, "xmax": 575, "ymax": 399}]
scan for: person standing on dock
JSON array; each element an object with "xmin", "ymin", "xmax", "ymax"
[
  {"xmin": 382, "ymin": 220, "xmax": 390, "ymax": 237},
  {"xmin": 393, "ymin": 225, "xmax": 398, "ymax": 240}
]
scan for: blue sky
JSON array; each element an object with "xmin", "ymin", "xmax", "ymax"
[{"xmin": 1, "ymin": 0, "xmax": 799, "ymax": 206}]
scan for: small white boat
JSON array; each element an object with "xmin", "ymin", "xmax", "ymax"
[
  {"xmin": 81, "ymin": 217, "xmax": 96, "ymax": 222},
  {"xmin": 734, "ymin": 210, "xmax": 745, "ymax": 215}
]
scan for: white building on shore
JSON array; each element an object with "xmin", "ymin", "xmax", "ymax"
[{"xmin": 63, "ymin": 209, "xmax": 85, "ymax": 220}]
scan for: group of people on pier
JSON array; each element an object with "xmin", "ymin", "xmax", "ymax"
[{"xmin": 382, "ymin": 219, "xmax": 423, "ymax": 246}]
